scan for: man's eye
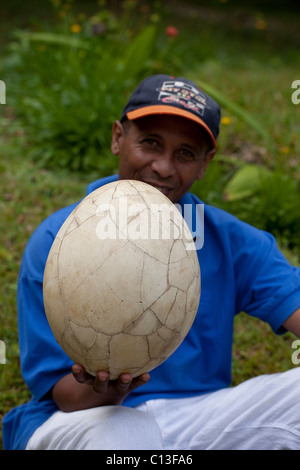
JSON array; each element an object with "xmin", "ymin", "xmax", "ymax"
[
  {"xmin": 142, "ymin": 139, "xmax": 159, "ymax": 148},
  {"xmin": 177, "ymin": 149, "xmax": 195, "ymax": 161}
]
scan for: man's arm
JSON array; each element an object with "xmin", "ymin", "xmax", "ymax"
[
  {"xmin": 52, "ymin": 365, "xmax": 150, "ymax": 412},
  {"xmin": 283, "ymin": 307, "xmax": 300, "ymax": 338}
]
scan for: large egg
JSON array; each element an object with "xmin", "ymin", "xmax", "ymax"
[{"xmin": 43, "ymin": 180, "xmax": 200, "ymax": 379}]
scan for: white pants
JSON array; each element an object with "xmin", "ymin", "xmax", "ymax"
[{"xmin": 26, "ymin": 368, "xmax": 300, "ymax": 450}]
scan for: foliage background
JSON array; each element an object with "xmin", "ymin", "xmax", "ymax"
[{"xmin": 0, "ymin": 0, "xmax": 300, "ymax": 449}]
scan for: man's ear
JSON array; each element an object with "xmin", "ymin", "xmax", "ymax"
[
  {"xmin": 111, "ymin": 120, "xmax": 124, "ymax": 155},
  {"xmin": 196, "ymin": 148, "xmax": 215, "ymax": 180}
]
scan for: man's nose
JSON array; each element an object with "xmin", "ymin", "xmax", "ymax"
[{"xmin": 150, "ymin": 152, "xmax": 176, "ymax": 178}]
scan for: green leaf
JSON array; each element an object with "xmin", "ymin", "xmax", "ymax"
[
  {"xmin": 14, "ymin": 30, "xmax": 90, "ymax": 49},
  {"xmin": 119, "ymin": 25, "xmax": 157, "ymax": 79},
  {"xmin": 223, "ymin": 164, "xmax": 272, "ymax": 201}
]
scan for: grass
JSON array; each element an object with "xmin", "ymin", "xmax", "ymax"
[
  {"xmin": 1, "ymin": 0, "xmax": 300, "ymax": 449},
  {"xmin": 232, "ymin": 314, "xmax": 297, "ymax": 385},
  {"xmin": 0, "ymin": 123, "xmax": 96, "ymax": 440}
]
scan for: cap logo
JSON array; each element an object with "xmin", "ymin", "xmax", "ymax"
[{"xmin": 157, "ymin": 80, "xmax": 207, "ymax": 117}]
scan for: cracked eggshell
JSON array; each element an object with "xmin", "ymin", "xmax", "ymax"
[{"xmin": 43, "ymin": 180, "xmax": 201, "ymax": 379}]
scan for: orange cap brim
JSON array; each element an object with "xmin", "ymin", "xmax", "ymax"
[{"xmin": 126, "ymin": 105, "xmax": 216, "ymax": 148}]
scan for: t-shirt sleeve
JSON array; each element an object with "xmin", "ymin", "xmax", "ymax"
[
  {"xmin": 232, "ymin": 222, "xmax": 300, "ymax": 333},
  {"xmin": 18, "ymin": 209, "xmax": 75, "ymax": 401}
]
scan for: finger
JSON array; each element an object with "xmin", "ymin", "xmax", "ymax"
[
  {"xmin": 114, "ymin": 373, "xmax": 133, "ymax": 394},
  {"xmin": 93, "ymin": 370, "xmax": 110, "ymax": 393},
  {"xmin": 115, "ymin": 372, "xmax": 150, "ymax": 394},
  {"xmin": 130, "ymin": 373, "xmax": 150, "ymax": 391},
  {"xmin": 72, "ymin": 364, "xmax": 95, "ymax": 385}
]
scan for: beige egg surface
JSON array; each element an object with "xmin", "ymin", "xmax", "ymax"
[{"xmin": 43, "ymin": 179, "xmax": 201, "ymax": 379}]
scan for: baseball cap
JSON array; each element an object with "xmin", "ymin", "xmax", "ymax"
[{"xmin": 120, "ymin": 74, "xmax": 221, "ymax": 149}]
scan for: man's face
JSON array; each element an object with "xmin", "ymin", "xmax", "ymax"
[{"xmin": 111, "ymin": 114, "xmax": 215, "ymax": 203}]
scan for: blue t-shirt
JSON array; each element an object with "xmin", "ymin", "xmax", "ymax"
[{"xmin": 3, "ymin": 175, "xmax": 300, "ymax": 450}]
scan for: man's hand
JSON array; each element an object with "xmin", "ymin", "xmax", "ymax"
[
  {"xmin": 52, "ymin": 363, "xmax": 150, "ymax": 412},
  {"xmin": 72, "ymin": 364, "xmax": 150, "ymax": 406}
]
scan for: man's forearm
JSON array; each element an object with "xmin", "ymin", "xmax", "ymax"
[
  {"xmin": 283, "ymin": 307, "xmax": 300, "ymax": 338},
  {"xmin": 52, "ymin": 373, "xmax": 109, "ymax": 412}
]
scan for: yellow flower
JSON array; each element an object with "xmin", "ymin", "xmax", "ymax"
[
  {"xmin": 71, "ymin": 24, "xmax": 81, "ymax": 33},
  {"xmin": 58, "ymin": 9, "xmax": 67, "ymax": 18},
  {"xmin": 280, "ymin": 146, "xmax": 290, "ymax": 154},
  {"xmin": 150, "ymin": 13, "xmax": 160, "ymax": 23},
  {"xmin": 221, "ymin": 116, "xmax": 231, "ymax": 125},
  {"xmin": 255, "ymin": 18, "xmax": 267, "ymax": 30}
]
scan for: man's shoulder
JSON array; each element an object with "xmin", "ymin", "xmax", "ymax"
[
  {"xmin": 186, "ymin": 191, "xmax": 277, "ymax": 255},
  {"xmin": 31, "ymin": 202, "xmax": 79, "ymax": 244},
  {"xmin": 25, "ymin": 175, "xmax": 118, "ymax": 263},
  {"xmin": 186, "ymin": 191, "xmax": 250, "ymax": 230},
  {"xmin": 21, "ymin": 203, "xmax": 80, "ymax": 279}
]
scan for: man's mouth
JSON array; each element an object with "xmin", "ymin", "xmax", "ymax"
[{"xmin": 143, "ymin": 181, "xmax": 174, "ymax": 197}]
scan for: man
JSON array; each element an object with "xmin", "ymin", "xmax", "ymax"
[{"xmin": 3, "ymin": 75, "xmax": 300, "ymax": 450}]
